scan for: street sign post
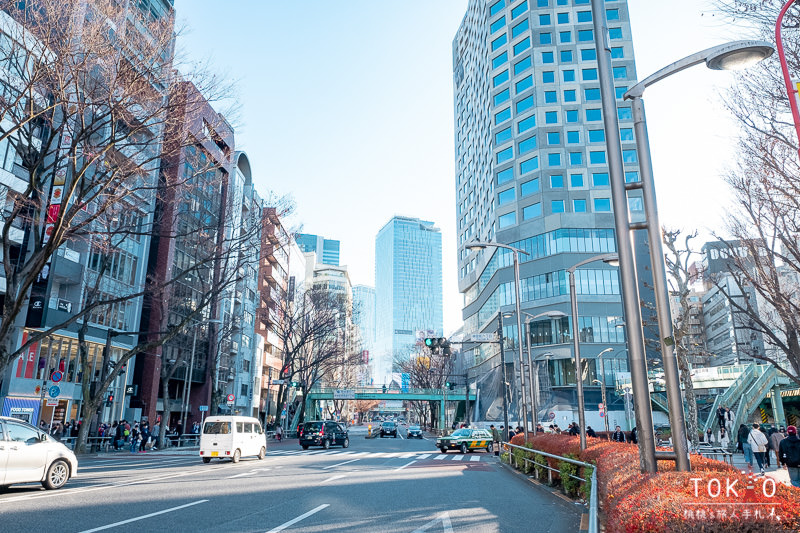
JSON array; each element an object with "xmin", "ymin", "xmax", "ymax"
[
  {"xmin": 271, "ymin": 379, "xmax": 285, "ymax": 385},
  {"xmin": 470, "ymin": 333, "xmax": 497, "ymax": 342},
  {"xmin": 333, "ymin": 390, "xmax": 355, "ymax": 400},
  {"xmin": 226, "ymin": 394, "xmax": 235, "ymax": 407},
  {"xmin": 48, "ymin": 385, "xmax": 60, "ymax": 399},
  {"xmin": 50, "ymin": 371, "xmax": 63, "ymax": 383}
]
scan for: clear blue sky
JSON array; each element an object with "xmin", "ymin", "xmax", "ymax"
[{"xmin": 173, "ymin": 0, "xmax": 754, "ymax": 333}]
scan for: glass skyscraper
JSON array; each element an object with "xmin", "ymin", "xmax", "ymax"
[
  {"xmin": 375, "ymin": 216, "xmax": 443, "ymax": 385},
  {"xmin": 296, "ymin": 233, "xmax": 340, "ymax": 266},
  {"xmin": 453, "ymin": 0, "xmax": 649, "ymax": 424}
]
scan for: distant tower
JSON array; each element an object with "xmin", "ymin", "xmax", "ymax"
[
  {"xmin": 296, "ymin": 233, "xmax": 340, "ymax": 266},
  {"xmin": 375, "ymin": 216, "xmax": 443, "ymax": 384}
]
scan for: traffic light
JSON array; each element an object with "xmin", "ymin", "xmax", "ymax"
[
  {"xmin": 106, "ymin": 393, "xmax": 114, "ymax": 406},
  {"xmin": 281, "ymin": 365, "xmax": 290, "ymax": 378},
  {"xmin": 424, "ymin": 337, "xmax": 448, "ymax": 354},
  {"xmin": 445, "ymin": 381, "xmax": 451, "ymax": 389},
  {"xmin": 117, "ymin": 363, "xmax": 126, "ymax": 377}
]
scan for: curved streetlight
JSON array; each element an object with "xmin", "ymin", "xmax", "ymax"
[
  {"xmin": 619, "ymin": 39, "xmax": 774, "ymax": 473},
  {"xmin": 567, "ymin": 253, "xmax": 618, "ymax": 451},
  {"xmin": 594, "ymin": 347, "xmax": 614, "ymax": 437},
  {"xmin": 467, "ymin": 241, "xmax": 530, "ymax": 441},
  {"xmin": 776, "ymin": 1, "xmax": 800, "ymax": 158},
  {"xmin": 523, "ymin": 310, "xmax": 567, "ymax": 429}
]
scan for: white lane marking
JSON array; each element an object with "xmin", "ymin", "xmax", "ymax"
[
  {"xmin": 451, "ymin": 455, "xmax": 464, "ymax": 461},
  {"xmin": 319, "ymin": 474, "xmax": 346, "ymax": 484},
  {"xmin": 433, "ymin": 455, "xmax": 447, "ymax": 460},
  {"xmin": 395, "ymin": 460, "xmax": 417, "ymax": 471},
  {"xmin": 412, "ymin": 512, "xmax": 454, "ymax": 533},
  {"xmin": 78, "ymin": 500, "xmax": 208, "ymax": 533},
  {"xmin": 417, "ymin": 454, "xmax": 431, "ymax": 460},
  {"xmin": 400, "ymin": 453, "xmax": 416, "ymax": 459},
  {"xmin": 469, "ymin": 455, "xmax": 481, "ymax": 462},
  {"xmin": 226, "ymin": 468, "xmax": 271, "ymax": 479},
  {"xmin": 322, "ymin": 458, "xmax": 361, "ymax": 470},
  {"xmin": 398, "ymin": 433, "xmax": 404, "ymax": 440},
  {"xmin": 265, "ymin": 504, "xmax": 330, "ymax": 533}
]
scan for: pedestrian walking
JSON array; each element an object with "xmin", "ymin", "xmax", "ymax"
[
  {"xmin": 748, "ymin": 423, "xmax": 769, "ymax": 475},
  {"xmin": 706, "ymin": 428, "xmax": 714, "ymax": 444},
  {"xmin": 611, "ymin": 425, "xmax": 626, "ymax": 443},
  {"xmin": 276, "ymin": 425, "xmax": 282, "ymax": 442},
  {"xmin": 718, "ymin": 427, "xmax": 730, "ymax": 449},
  {"xmin": 778, "ymin": 425, "xmax": 800, "ymax": 488},
  {"xmin": 568, "ymin": 422, "xmax": 579, "ymax": 437},
  {"xmin": 630, "ymin": 426, "xmax": 638, "ymax": 444},
  {"xmin": 725, "ymin": 407, "xmax": 733, "ymax": 432},
  {"xmin": 770, "ymin": 427, "xmax": 786, "ymax": 467},
  {"xmin": 717, "ymin": 405, "xmax": 727, "ymax": 432},
  {"xmin": 738, "ymin": 423, "xmax": 752, "ymax": 466}
]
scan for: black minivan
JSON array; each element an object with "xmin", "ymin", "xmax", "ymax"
[{"xmin": 299, "ymin": 421, "xmax": 349, "ymax": 450}]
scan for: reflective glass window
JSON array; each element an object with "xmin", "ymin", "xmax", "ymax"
[
  {"xmin": 573, "ymin": 199, "xmax": 587, "ymax": 212},
  {"xmin": 580, "ymin": 48, "xmax": 596, "ymax": 61},
  {"xmin": 569, "ymin": 152, "xmax": 583, "ymax": 165},
  {"xmin": 542, "ymin": 51, "xmax": 554, "ymax": 63},
  {"xmin": 589, "ymin": 151, "xmax": 606, "ymax": 164},
  {"xmin": 492, "ymin": 34, "xmax": 508, "ymax": 52},
  {"xmin": 548, "ymin": 153, "xmax": 561, "ymax": 167},
  {"xmin": 495, "ymin": 107, "xmax": 511, "ymax": 124},
  {"xmin": 490, "ymin": 0, "xmax": 505, "ymax": 16},
  {"xmin": 512, "ymin": 19, "xmax": 529, "ymax": 39},
  {"xmin": 545, "ymin": 111, "xmax": 558, "ymax": 124},
  {"xmin": 523, "ymin": 202, "xmax": 542, "ymax": 220},
  {"xmin": 520, "ymin": 156, "xmax": 539, "ymax": 174},
  {"xmin": 563, "ymin": 69, "xmax": 575, "ymax": 82},
  {"xmin": 521, "ymin": 178, "xmax": 540, "ymax": 196},
  {"xmin": 519, "ymin": 135, "xmax": 537, "ymax": 154},
  {"xmin": 516, "ymin": 75, "xmax": 533, "ymax": 93},
  {"xmin": 493, "ymin": 70, "xmax": 509, "ymax": 87},
  {"xmin": 547, "ymin": 132, "xmax": 560, "ymax": 145},
  {"xmin": 545, "ymin": 91, "xmax": 557, "ymax": 103},
  {"xmin": 551, "ymin": 200, "xmax": 565, "ymax": 213},
  {"xmin": 578, "ymin": 29, "xmax": 593, "ymax": 42},
  {"xmin": 497, "ymin": 167, "xmax": 514, "ymax": 184},
  {"xmin": 513, "ymin": 37, "xmax": 531, "ymax": 56},
  {"xmin": 594, "ymin": 198, "xmax": 611, "ymax": 212},
  {"xmin": 498, "ymin": 188, "xmax": 516, "ymax": 205},
  {"xmin": 495, "ymin": 127, "xmax": 512, "ymax": 144},
  {"xmin": 493, "ymin": 52, "xmax": 509, "ymax": 69},
  {"xmin": 567, "ymin": 130, "xmax": 580, "ymax": 144},
  {"xmin": 499, "ymin": 212, "xmax": 516, "ymax": 228},
  {"xmin": 497, "ymin": 147, "xmax": 513, "ymax": 163},
  {"xmin": 511, "ymin": 0, "xmax": 528, "ymax": 19},
  {"xmin": 570, "ymin": 173, "xmax": 584, "ymax": 187},
  {"xmin": 491, "ymin": 16, "xmax": 506, "ymax": 34},
  {"xmin": 588, "ymin": 129, "xmax": 605, "ymax": 142},
  {"xmin": 592, "ymin": 172, "xmax": 609, "ymax": 186},
  {"xmin": 517, "ymin": 95, "xmax": 535, "ymax": 113},
  {"xmin": 586, "ymin": 109, "xmax": 602, "ymax": 121},
  {"xmin": 494, "ymin": 88, "xmax": 510, "ymax": 105},
  {"xmin": 518, "ymin": 115, "xmax": 536, "ymax": 133}
]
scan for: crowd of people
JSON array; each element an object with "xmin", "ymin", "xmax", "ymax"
[{"xmin": 38, "ymin": 418, "xmax": 202, "ymax": 452}]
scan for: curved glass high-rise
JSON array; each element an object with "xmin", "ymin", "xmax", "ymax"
[{"xmin": 453, "ymin": 0, "xmax": 652, "ymax": 426}]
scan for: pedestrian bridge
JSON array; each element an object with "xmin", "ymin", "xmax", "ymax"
[{"xmin": 306, "ymin": 386, "xmax": 477, "ymax": 402}]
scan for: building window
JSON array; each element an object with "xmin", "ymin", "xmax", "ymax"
[
  {"xmin": 550, "ymin": 175, "xmax": 564, "ymax": 188},
  {"xmin": 523, "ymin": 202, "xmax": 542, "ymax": 220},
  {"xmin": 609, "ymin": 27, "xmax": 623, "ymax": 39},
  {"xmin": 512, "ymin": 19, "xmax": 530, "ymax": 39},
  {"xmin": 563, "ymin": 89, "xmax": 576, "ymax": 102},
  {"xmin": 540, "ymin": 32, "xmax": 552, "ymax": 45},
  {"xmin": 551, "ymin": 200, "xmax": 565, "ymax": 213},
  {"xmin": 493, "ymin": 70, "xmax": 510, "ymax": 87},
  {"xmin": 584, "ymin": 88, "xmax": 601, "ymax": 101},
  {"xmin": 560, "ymin": 31, "xmax": 571, "ymax": 43},
  {"xmin": 569, "ymin": 152, "xmax": 583, "ymax": 165},
  {"xmin": 618, "ymin": 107, "xmax": 632, "ymax": 120},
  {"xmin": 498, "ymin": 188, "xmax": 516, "ymax": 205},
  {"xmin": 628, "ymin": 197, "xmax": 644, "ymax": 212},
  {"xmin": 563, "ymin": 69, "xmax": 575, "ymax": 82},
  {"xmin": 495, "ymin": 107, "xmax": 511, "ymax": 124},
  {"xmin": 499, "ymin": 212, "xmax": 516, "ymax": 228},
  {"xmin": 521, "ymin": 178, "xmax": 540, "ymax": 196},
  {"xmin": 582, "ymin": 68, "xmax": 598, "ymax": 81},
  {"xmin": 542, "ymin": 51, "xmax": 554, "ymax": 63},
  {"xmin": 586, "ymin": 109, "xmax": 602, "ymax": 121},
  {"xmin": 557, "ymin": 12, "xmax": 569, "ymax": 24},
  {"xmin": 567, "ymin": 130, "xmax": 580, "ymax": 144},
  {"xmin": 495, "ymin": 127, "xmax": 512, "ymax": 144},
  {"xmin": 517, "ymin": 95, "xmax": 535, "ymax": 113},
  {"xmin": 518, "ymin": 115, "xmax": 536, "ymax": 133},
  {"xmin": 516, "ymin": 75, "xmax": 533, "ymax": 93},
  {"xmin": 580, "ymin": 48, "xmax": 597, "ymax": 61},
  {"xmin": 548, "ymin": 153, "xmax": 562, "ymax": 167},
  {"xmin": 611, "ymin": 47, "xmax": 624, "ymax": 59},
  {"xmin": 570, "ymin": 173, "xmax": 584, "ymax": 187},
  {"xmin": 578, "ymin": 29, "xmax": 593, "ymax": 42},
  {"xmin": 515, "ymin": 56, "xmax": 532, "ymax": 75},
  {"xmin": 625, "ymin": 171, "xmax": 640, "ymax": 183},
  {"xmin": 492, "ymin": 34, "xmax": 508, "ymax": 51},
  {"xmin": 491, "ymin": 16, "xmax": 506, "ymax": 34},
  {"xmin": 511, "ymin": 0, "xmax": 528, "ymax": 19},
  {"xmin": 519, "ymin": 135, "xmax": 537, "ymax": 154},
  {"xmin": 620, "ymin": 128, "xmax": 634, "ymax": 141},
  {"xmin": 589, "ymin": 151, "xmax": 606, "ymax": 164},
  {"xmin": 513, "ymin": 37, "xmax": 531, "ymax": 56},
  {"xmin": 493, "ymin": 52, "xmax": 509, "ymax": 69},
  {"xmin": 607, "ymin": 8, "xmax": 620, "ymax": 21},
  {"xmin": 577, "ymin": 11, "xmax": 592, "ymax": 23},
  {"xmin": 498, "ymin": 167, "xmax": 514, "ymax": 184},
  {"xmin": 566, "ymin": 109, "xmax": 579, "ymax": 123},
  {"xmin": 545, "ymin": 111, "xmax": 558, "ymax": 124},
  {"xmin": 623, "ymin": 149, "xmax": 638, "ymax": 163},
  {"xmin": 497, "ymin": 147, "xmax": 513, "ymax": 163},
  {"xmin": 594, "ymin": 198, "xmax": 612, "ymax": 212},
  {"xmin": 539, "ymin": 14, "xmax": 551, "ymax": 25},
  {"xmin": 615, "ymin": 86, "xmax": 627, "ymax": 99},
  {"xmin": 573, "ymin": 199, "xmax": 587, "ymax": 212},
  {"xmin": 545, "ymin": 90, "xmax": 557, "ymax": 103},
  {"xmin": 588, "ymin": 129, "xmax": 605, "ymax": 142},
  {"xmin": 494, "ymin": 88, "xmax": 510, "ymax": 105},
  {"xmin": 520, "ymin": 156, "xmax": 539, "ymax": 174},
  {"xmin": 613, "ymin": 66, "xmax": 627, "ymax": 79},
  {"xmin": 547, "ymin": 132, "xmax": 561, "ymax": 145},
  {"xmin": 560, "ymin": 50, "xmax": 573, "ymax": 62},
  {"xmin": 490, "ymin": 0, "xmax": 505, "ymax": 17},
  {"xmin": 592, "ymin": 172, "xmax": 610, "ymax": 186}
]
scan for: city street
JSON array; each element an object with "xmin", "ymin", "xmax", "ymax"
[{"xmin": 0, "ymin": 428, "xmax": 583, "ymax": 532}]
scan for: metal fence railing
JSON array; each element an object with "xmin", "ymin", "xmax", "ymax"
[{"xmin": 504, "ymin": 442, "xmax": 598, "ymax": 533}]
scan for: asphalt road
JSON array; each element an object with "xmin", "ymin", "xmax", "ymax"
[{"xmin": 0, "ymin": 426, "xmax": 582, "ymax": 532}]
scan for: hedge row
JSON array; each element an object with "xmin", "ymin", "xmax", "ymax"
[{"xmin": 507, "ymin": 434, "xmax": 800, "ymax": 532}]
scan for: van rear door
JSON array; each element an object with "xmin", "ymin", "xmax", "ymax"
[{"xmin": 202, "ymin": 420, "xmax": 232, "ymax": 457}]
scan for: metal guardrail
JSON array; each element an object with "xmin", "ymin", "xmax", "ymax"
[{"xmin": 504, "ymin": 442, "xmax": 598, "ymax": 533}]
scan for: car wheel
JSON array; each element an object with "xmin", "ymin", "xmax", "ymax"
[
  {"xmin": 487, "ymin": 442, "xmax": 493, "ymax": 453},
  {"xmin": 394, "ymin": 434, "xmax": 397, "ymax": 438},
  {"xmin": 322, "ymin": 439, "xmax": 330, "ymax": 450},
  {"xmin": 460, "ymin": 443, "xmax": 468, "ymax": 454},
  {"xmin": 302, "ymin": 445, "xmax": 309, "ymax": 450},
  {"xmin": 440, "ymin": 447, "xmax": 447, "ymax": 453},
  {"xmin": 342, "ymin": 437, "xmax": 350, "ymax": 448},
  {"xmin": 202, "ymin": 457, "xmax": 211, "ymax": 464},
  {"xmin": 42, "ymin": 459, "xmax": 69, "ymax": 490},
  {"xmin": 258, "ymin": 447, "xmax": 266, "ymax": 460},
  {"xmin": 232, "ymin": 449, "xmax": 241, "ymax": 463}
]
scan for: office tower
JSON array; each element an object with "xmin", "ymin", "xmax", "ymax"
[
  {"xmin": 352, "ymin": 285, "xmax": 376, "ymax": 382},
  {"xmin": 453, "ymin": 0, "xmax": 648, "ymax": 425},
  {"xmin": 296, "ymin": 233, "xmax": 340, "ymax": 266},
  {"xmin": 375, "ymin": 216, "xmax": 443, "ymax": 385}
]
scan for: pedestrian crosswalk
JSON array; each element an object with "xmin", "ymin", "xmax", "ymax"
[{"xmin": 266, "ymin": 449, "xmax": 494, "ymax": 463}]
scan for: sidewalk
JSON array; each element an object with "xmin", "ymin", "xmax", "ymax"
[{"xmin": 726, "ymin": 450, "xmax": 792, "ymax": 486}]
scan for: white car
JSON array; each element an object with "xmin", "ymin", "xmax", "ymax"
[
  {"xmin": 0, "ymin": 416, "xmax": 78, "ymax": 490},
  {"xmin": 199, "ymin": 416, "xmax": 267, "ymax": 463}
]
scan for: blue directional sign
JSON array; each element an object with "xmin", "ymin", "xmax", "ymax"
[
  {"xmin": 48, "ymin": 385, "xmax": 61, "ymax": 398},
  {"xmin": 401, "ymin": 373, "xmax": 410, "ymax": 393}
]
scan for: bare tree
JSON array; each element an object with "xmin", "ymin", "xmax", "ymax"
[
  {"xmin": 396, "ymin": 348, "xmax": 450, "ymax": 430},
  {"xmin": 662, "ymin": 227, "xmax": 701, "ymax": 449},
  {"xmin": 700, "ymin": 2, "xmax": 800, "ymax": 387}
]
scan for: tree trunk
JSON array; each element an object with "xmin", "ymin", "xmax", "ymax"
[
  {"xmin": 161, "ymin": 374, "xmax": 173, "ymax": 440},
  {"xmin": 676, "ymin": 348, "xmax": 699, "ymax": 449}
]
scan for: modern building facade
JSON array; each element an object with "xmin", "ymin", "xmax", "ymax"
[
  {"xmin": 352, "ymin": 284, "xmax": 376, "ymax": 383},
  {"xmin": 375, "ymin": 216, "xmax": 443, "ymax": 385},
  {"xmin": 453, "ymin": 0, "xmax": 647, "ymax": 426},
  {"xmin": 296, "ymin": 233, "xmax": 340, "ymax": 266}
]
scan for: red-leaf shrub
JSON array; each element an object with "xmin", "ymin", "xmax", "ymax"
[{"xmin": 517, "ymin": 435, "xmax": 800, "ymax": 532}]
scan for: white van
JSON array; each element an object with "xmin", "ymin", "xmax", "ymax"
[{"xmin": 199, "ymin": 416, "xmax": 267, "ymax": 463}]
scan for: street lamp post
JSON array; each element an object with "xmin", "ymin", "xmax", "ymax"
[
  {"xmin": 592, "ymin": 0, "xmax": 772, "ymax": 472},
  {"xmin": 623, "ymin": 39, "xmax": 774, "ymax": 473},
  {"xmin": 594, "ymin": 347, "xmax": 613, "ymax": 437},
  {"xmin": 776, "ymin": 0, "xmax": 800, "ymax": 159},
  {"xmin": 498, "ymin": 312, "xmax": 511, "ymax": 442},
  {"xmin": 523, "ymin": 310, "xmax": 567, "ymax": 428},
  {"xmin": 467, "ymin": 241, "xmax": 530, "ymax": 441},
  {"xmin": 180, "ymin": 318, "xmax": 221, "ymax": 433},
  {"xmin": 567, "ymin": 253, "xmax": 618, "ymax": 451}
]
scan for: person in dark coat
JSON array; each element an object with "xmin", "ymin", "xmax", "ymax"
[
  {"xmin": 611, "ymin": 426, "xmax": 626, "ymax": 443},
  {"xmin": 738, "ymin": 424, "xmax": 752, "ymax": 466},
  {"xmin": 630, "ymin": 426, "xmax": 638, "ymax": 444},
  {"xmin": 778, "ymin": 426, "xmax": 800, "ymax": 488},
  {"xmin": 586, "ymin": 426, "xmax": 597, "ymax": 438}
]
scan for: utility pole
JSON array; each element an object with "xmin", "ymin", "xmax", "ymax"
[{"xmin": 498, "ymin": 313, "xmax": 510, "ymax": 442}]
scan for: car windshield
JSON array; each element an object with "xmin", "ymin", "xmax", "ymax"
[
  {"xmin": 409, "ymin": 426, "xmax": 420, "ymax": 430},
  {"xmin": 304, "ymin": 422, "xmax": 324, "ymax": 432},
  {"xmin": 203, "ymin": 421, "xmax": 230, "ymax": 434},
  {"xmin": 451, "ymin": 429, "xmax": 470, "ymax": 437},
  {"xmin": 382, "ymin": 422, "xmax": 395, "ymax": 427}
]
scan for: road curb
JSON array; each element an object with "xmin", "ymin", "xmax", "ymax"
[{"xmin": 496, "ymin": 460, "xmax": 588, "ymax": 515}]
